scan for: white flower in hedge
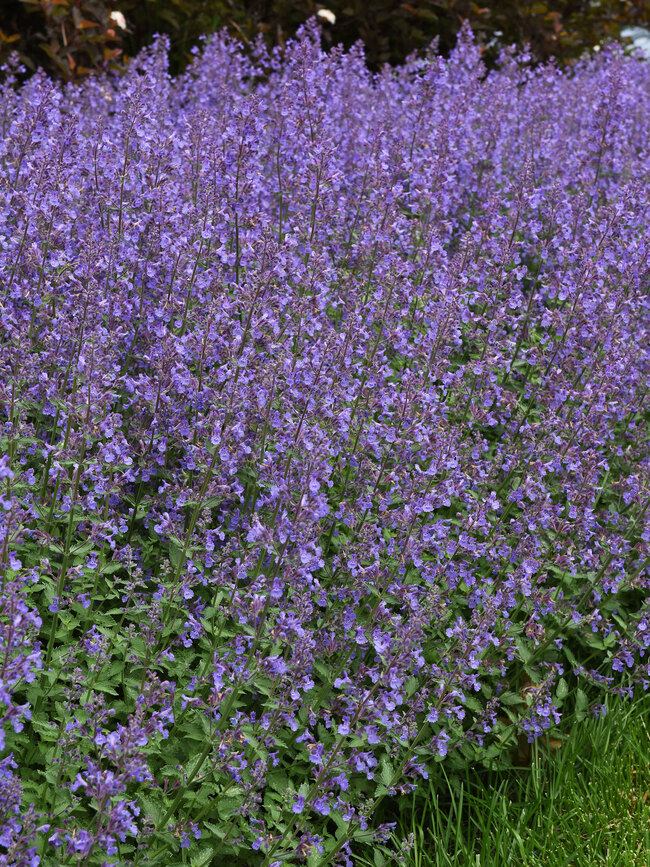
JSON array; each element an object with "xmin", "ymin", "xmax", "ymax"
[
  {"xmin": 109, "ymin": 10, "xmax": 127, "ymax": 30},
  {"xmin": 316, "ymin": 8, "xmax": 336, "ymax": 25}
]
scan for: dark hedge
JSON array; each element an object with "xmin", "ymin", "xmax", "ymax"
[{"xmin": 1, "ymin": 0, "xmax": 647, "ymax": 81}]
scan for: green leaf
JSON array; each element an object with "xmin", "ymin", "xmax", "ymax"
[
  {"xmin": 30, "ymin": 719, "xmax": 60, "ymax": 743},
  {"xmin": 380, "ymin": 756, "xmax": 394, "ymax": 787},
  {"xmin": 266, "ymin": 770, "xmax": 289, "ymax": 794},
  {"xmin": 160, "ymin": 763, "xmax": 183, "ymax": 780},
  {"xmin": 563, "ymin": 646, "xmax": 578, "ymax": 668},
  {"xmin": 603, "ymin": 631, "xmax": 617, "ymax": 648},
  {"xmin": 70, "ymin": 540, "xmax": 94, "ymax": 556},
  {"xmin": 463, "ymin": 695, "xmax": 483, "ymax": 713},
  {"xmin": 44, "ymin": 763, "xmax": 64, "ymax": 786},
  {"xmin": 217, "ymin": 792, "xmax": 244, "ymax": 819},
  {"xmin": 101, "ymin": 561, "xmax": 124, "ymax": 574},
  {"xmin": 183, "ymin": 723, "xmax": 208, "ymax": 743},
  {"xmin": 330, "ymin": 809, "xmax": 351, "ymax": 833},
  {"xmin": 405, "ymin": 676, "xmax": 419, "ymax": 697},
  {"xmin": 89, "ymin": 680, "xmax": 119, "ymax": 696},
  {"xmin": 575, "ymin": 688, "xmax": 589, "ymax": 722},
  {"xmin": 191, "ymin": 847, "xmax": 215, "ymax": 867},
  {"xmin": 500, "ymin": 691, "xmax": 524, "ymax": 706},
  {"xmin": 168, "ymin": 537, "xmax": 186, "ymax": 570},
  {"xmin": 514, "ymin": 637, "xmax": 533, "ymax": 663},
  {"xmin": 185, "ymin": 751, "xmax": 209, "ymax": 780},
  {"xmin": 189, "ymin": 782, "xmax": 219, "ymax": 807},
  {"xmin": 481, "ymin": 744, "xmax": 503, "ymax": 761},
  {"xmin": 313, "ymin": 661, "xmax": 331, "ymax": 681},
  {"xmin": 139, "ymin": 794, "xmax": 161, "ymax": 824},
  {"xmin": 575, "ymin": 688, "xmax": 588, "ymax": 710},
  {"xmin": 555, "ymin": 677, "xmax": 569, "ymax": 701}
]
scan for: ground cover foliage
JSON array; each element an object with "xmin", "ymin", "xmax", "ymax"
[{"xmin": 0, "ymin": 20, "xmax": 649, "ymax": 866}]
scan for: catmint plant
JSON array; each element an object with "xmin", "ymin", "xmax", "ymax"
[{"xmin": 0, "ymin": 19, "xmax": 648, "ymax": 866}]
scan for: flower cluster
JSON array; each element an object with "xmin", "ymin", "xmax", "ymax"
[{"xmin": 0, "ymin": 20, "xmax": 649, "ymax": 865}]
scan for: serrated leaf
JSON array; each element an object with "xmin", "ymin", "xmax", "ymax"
[
  {"xmin": 463, "ymin": 695, "xmax": 483, "ymax": 713},
  {"xmin": 185, "ymin": 751, "xmax": 211, "ymax": 782},
  {"xmin": 169, "ymin": 541, "xmax": 184, "ymax": 571},
  {"xmin": 514, "ymin": 637, "xmax": 533, "ymax": 663},
  {"xmin": 183, "ymin": 723, "xmax": 208, "ymax": 743},
  {"xmin": 575, "ymin": 688, "xmax": 588, "ymax": 710},
  {"xmin": 263, "ymin": 790, "xmax": 283, "ymax": 813},
  {"xmin": 331, "ymin": 809, "xmax": 351, "ymax": 832},
  {"xmin": 313, "ymin": 661, "xmax": 331, "ymax": 680},
  {"xmin": 482, "ymin": 744, "xmax": 502, "ymax": 760},
  {"xmin": 481, "ymin": 683, "xmax": 494, "ymax": 699},
  {"xmin": 217, "ymin": 787, "xmax": 244, "ymax": 819},
  {"xmin": 31, "ymin": 719, "xmax": 60, "ymax": 742},
  {"xmin": 266, "ymin": 770, "xmax": 289, "ymax": 794},
  {"xmin": 139, "ymin": 794, "xmax": 161, "ymax": 824},
  {"xmin": 189, "ymin": 782, "xmax": 218, "ymax": 807},
  {"xmin": 500, "ymin": 691, "xmax": 524, "ymax": 706},
  {"xmin": 563, "ymin": 646, "xmax": 578, "ymax": 668},
  {"xmin": 191, "ymin": 848, "xmax": 215, "ymax": 867},
  {"xmin": 380, "ymin": 756, "xmax": 394, "ymax": 787},
  {"xmin": 405, "ymin": 676, "xmax": 419, "ymax": 697},
  {"xmin": 70, "ymin": 540, "xmax": 94, "ymax": 556},
  {"xmin": 44, "ymin": 763, "xmax": 63, "ymax": 785},
  {"xmin": 574, "ymin": 687, "xmax": 589, "ymax": 722},
  {"xmin": 555, "ymin": 677, "xmax": 569, "ymax": 700}
]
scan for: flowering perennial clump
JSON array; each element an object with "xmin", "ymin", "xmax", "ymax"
[{"xmin": 0, "ymin": 20, "xmax": 649, "ymax": 866}]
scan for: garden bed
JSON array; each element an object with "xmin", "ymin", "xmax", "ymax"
[{"xmin": 0, "ymin": 22, "xmax": 649, "ymax": 866}]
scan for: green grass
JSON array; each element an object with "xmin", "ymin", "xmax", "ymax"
[{"xmin": 393, "ymin": 690, "xmax": 650, "ymax": 867}]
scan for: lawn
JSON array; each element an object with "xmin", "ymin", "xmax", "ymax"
[{"xmin": 396, "ymin": 689, "xmax": 650, "ymax": 867}]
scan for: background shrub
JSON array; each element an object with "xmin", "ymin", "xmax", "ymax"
[{"xmin": 1, "ymin": 0, "xmax": 647, "ymax": 80}]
